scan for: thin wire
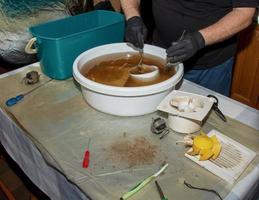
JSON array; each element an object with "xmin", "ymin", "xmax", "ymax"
[
  {"xmin": 24, "ymin": 79, "xmax": 53, "ymax": 96},
  {"xmin": 184, "ymin": 181, "xmax": 223, "ymax": 200}
]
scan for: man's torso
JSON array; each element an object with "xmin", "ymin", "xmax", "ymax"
[{"xmin": 151, "ymin": 0, "xmax": 257, "ymax": 68}]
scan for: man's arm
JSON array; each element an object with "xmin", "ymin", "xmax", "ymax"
[
  {"xmin": 200, "ymin": 8, "xmax": 256, "ymax": 46},
  {"xmin": 167, "ymin": 7, "xmax": 256, "ymax": 63},
  {"xmin": 120, "ymin": 0, "xmax": 140, "ymax": 20},
  {"xmin": 120, "ymin": 0, "xmax": 147, "ymax": 49}
]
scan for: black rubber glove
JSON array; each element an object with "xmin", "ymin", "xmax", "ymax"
[
  {"xmin": 94, "ymin": 1, "xmax": 115, "ymax": 11},
  {"xmin": 166, "ymin": 32, "xmax": 205, "ymax": 63},
  {"xmin": 125, "ymin": 16, "xmax": 148, "ymax": 49}
]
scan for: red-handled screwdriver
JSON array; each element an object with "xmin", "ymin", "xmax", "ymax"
[{"xmin": 82, "ymin": 138, "xmax": 91, "ymax": 168}]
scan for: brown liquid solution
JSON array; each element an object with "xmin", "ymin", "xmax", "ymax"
[{"xmin": 81, "ymin": 52, "xmax": 176, "ymax": 87}]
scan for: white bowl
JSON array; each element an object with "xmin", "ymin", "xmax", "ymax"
[{"xmin": 73, "ymin": 43, "xmax": 184, "ymax": 116}]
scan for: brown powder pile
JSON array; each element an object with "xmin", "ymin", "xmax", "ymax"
[{"xmin": 106, "ymin": 136, "xmax": 158, "ymax": 167}]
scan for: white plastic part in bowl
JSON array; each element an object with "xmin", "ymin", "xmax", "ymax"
[
  {"xmin": 73, "ymin": 43, "xmax": 184, "ymax": 116},
  {"xmin": 129, "ymin": 65, "xmax": 159, "ymax": 81}
]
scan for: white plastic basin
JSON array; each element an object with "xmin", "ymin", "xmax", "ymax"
[{"xmin": 73, "ymin": 43, "xmax": 184, "ymax": 116}]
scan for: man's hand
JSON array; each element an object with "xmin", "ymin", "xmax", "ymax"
[
  {"xmin": 125, "ymin": 16, "xmax": 147, "ymax": 49},
  {"xmin": 166, "ymin": 32, "xmax": 205, "ymax": 63}
]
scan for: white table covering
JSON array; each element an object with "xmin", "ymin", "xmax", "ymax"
[{"xmin": 0, "ymin": 63, "xmax": 258, "ymax": 200}]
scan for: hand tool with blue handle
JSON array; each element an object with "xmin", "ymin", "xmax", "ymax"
[{"xmin": 5, "ymin": 79, "xmax": 52, "ymax": 107}]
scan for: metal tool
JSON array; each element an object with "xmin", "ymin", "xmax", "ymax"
[
  {"xmin": 151, "ymin": 117, "xmax": 167, "ymax": 135},
  {"xmin": 166, "ymin": 30, "xmax": 186, "ymax": 68},
  {"xmin": 135, "ymin": 49, "xmax": 145, "ymax": 74},
  {"xmin": 207, "ymin": 95, "xmax": 227, "ymax": 122},
  {"xmin": 159, "ymin": 129, "xmax": 170, "ymax": 140},
  {"xmin": 155, "ymin": 181, "xmax": 168, "ymax": 200},
  {"xmin": 137, "ymin": 49, "xmax": 144, "ymax": 67},
  {"xmin": 5, "ymin": 79, "xmax": 52, "ymax": 107},
  {"xmin": 151, "ymin": 117, "xmax": 170, "ymax": 139}
]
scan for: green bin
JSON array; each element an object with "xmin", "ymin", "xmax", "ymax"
[{"xmin": 25, "ymin": 10, "xmax": 125, "ymax": 80}]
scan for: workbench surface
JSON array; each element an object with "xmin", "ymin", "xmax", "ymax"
[{"xmin": 0, "ymin": 63, "xmax": 258, "ymax": 200}]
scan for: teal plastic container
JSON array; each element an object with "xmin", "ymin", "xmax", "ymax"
[{"xmin": 27, "ymin": 11, "xmax": 125, "ymax": 80}]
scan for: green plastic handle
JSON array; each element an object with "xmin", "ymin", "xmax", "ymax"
[{"xmin": 121, "ymin": 176, "xmax": 154, "ymax": 200}]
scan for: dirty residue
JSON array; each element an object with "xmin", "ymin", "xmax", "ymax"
[{"xmin": 104, "ymin": 136, "xmax": 158, "ymax": 167}]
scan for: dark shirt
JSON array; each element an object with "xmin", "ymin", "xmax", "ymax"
[{"xmin": 152, "ymin": 0, "xmax": 258, "ymax": 69}]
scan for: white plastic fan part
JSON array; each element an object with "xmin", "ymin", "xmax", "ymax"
[
  {"xmin": 129, "ymin": 65, "xmax": 159, "ymax": 81},
  {"xmin": 168, "ymin": 114, "xmax": 201, "ymax": 134},
  {"xmin": 157, "ymin": 91, "xmax": 214, "ymax": 133}
]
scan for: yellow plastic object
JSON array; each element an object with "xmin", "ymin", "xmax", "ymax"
[{"xmin": 188, "ymin": 132, "xmax": 221, "ymax": 161}]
